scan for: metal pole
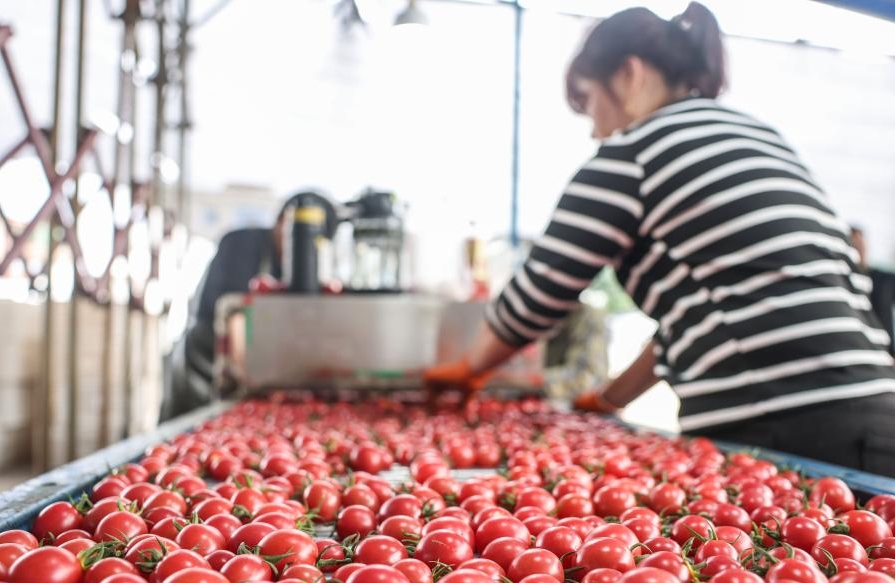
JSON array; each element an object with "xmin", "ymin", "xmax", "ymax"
[
  {"xmin": 101, "ymin": 0, "xmax": 141, "ymax": 447},
  {"xmin": 66, "ymin": 0, "xmax": 88, "ymax": 462},
  {"xmin": 38, "ymin": 0, "xmax": 68, "ymax": 473},
  {"xmin": 509, "ymin": 0, "xmax": 522, "ymax": 249},
  {"xmin": 152, "ymin": 0, "xmax": 167, "ymax": 214},
  {"xmin": 176, "ymin": 0, "xmax": 190, "ymax": 228}
]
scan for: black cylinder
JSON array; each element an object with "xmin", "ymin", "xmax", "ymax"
[{"xmin": 283, "ymin": 202, "xmax": 325, "ymax": 293}]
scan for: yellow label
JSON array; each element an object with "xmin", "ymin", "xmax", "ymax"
[{"xmin": 294, "ymin": 206, "xmax": 325, "ymax": 224}]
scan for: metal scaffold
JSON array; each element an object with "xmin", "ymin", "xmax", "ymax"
[{"xmin": 0, "ymin": 0, "xmax": 196, "ymax": 471}]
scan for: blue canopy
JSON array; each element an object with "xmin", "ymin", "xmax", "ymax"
[{"xmin": 817, "ymin": 0, "xmax": 895, "ymax": 21}]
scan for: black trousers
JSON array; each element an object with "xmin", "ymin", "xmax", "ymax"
[{"xmin": 694, "ymin": 393, "xmax": 895, "ymax": 478}]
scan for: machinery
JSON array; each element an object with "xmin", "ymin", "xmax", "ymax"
[{"xmin": 215, "ymin": 187, "xmax": 545, "ymax": 395}]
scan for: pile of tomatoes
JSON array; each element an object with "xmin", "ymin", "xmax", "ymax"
[{"xmin": 1, "ymin": 396, "xmax": 895, "ymax": 583}]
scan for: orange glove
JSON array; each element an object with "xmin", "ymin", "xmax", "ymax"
[
  {"xmin": 573, "ymin": 390, "xmax": 622, "ymax": 414},
  {"xmin": 423, "ymin": 358, "xmax": 493, "ymax": 408}
]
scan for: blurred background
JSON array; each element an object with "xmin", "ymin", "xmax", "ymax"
[{"xmin": 1, "ymin": 0, "xmax": 894, "ymax": 486}]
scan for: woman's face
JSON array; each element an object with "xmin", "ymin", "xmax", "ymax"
[{"xmin": 575, "ymin": 77, "xmax": 630, "ymax": 140}]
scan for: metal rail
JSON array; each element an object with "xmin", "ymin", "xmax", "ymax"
[{"xmin": 0, "ymin": 401, "xmax": 231, "ymax": 532}]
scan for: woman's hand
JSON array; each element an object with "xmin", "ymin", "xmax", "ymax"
[
  {"xmin": 423, "ymin": 358, "xmax": 493, "ymax": 407},
  {"xmin": 572, "ymin": 388, "xmax": 622, "ymax": 414}
]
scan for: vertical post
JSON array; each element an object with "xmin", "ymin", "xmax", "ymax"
[
  {"xmin": 509, "ymin": 0, "xmax": 522, "ymax": 249},
  {"xmin": 66, "ymin": 0, "xmax": 88, "ymax": 462},
  {"xmin": 36, "ymin": 0, "xmax": 68, "ymax": 474},
  {"xmin": 101, "ymin": 0, "xmax": 141, "ymax": 447},
  {"xmin": 176, "ymin": 0, "xmax": 191, "ymax": 228},
  {"xmin": 152, "ymin": 0, "xmax": 167, "ymax": 215}
]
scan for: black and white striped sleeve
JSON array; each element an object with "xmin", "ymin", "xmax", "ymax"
[{"xmin": 486, "ymin": 152, "xmax": 644, "ymax": 346}]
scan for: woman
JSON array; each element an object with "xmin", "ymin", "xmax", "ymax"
[{"xmin": 425, "ymin": 3, "xmax": 895, "ymax": 475}]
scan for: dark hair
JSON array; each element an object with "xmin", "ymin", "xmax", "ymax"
[{"xmin": 566, "ymin": 2, "xmax": 726, "ymax": 113}]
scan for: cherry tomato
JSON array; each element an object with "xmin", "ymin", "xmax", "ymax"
[
  {"xmin": 154, "ymin": 549, "xmax": 212, "ymax": 581},
  {"xmin": 576, "ymin": 537, "xmax": 635, "ymax": 574},
  {"xmin": 163, "ymin": 567, "xmax": 231, "ymax": 583},
  {"xmin": 414, "ymin": 531, "xmax": 474, "ymax": 569},
  {"xmin": 8, "ymin": 546, "xmax": 83, "ymax": 583},
  {"xmin": 809, "ymin": 477, "xmax": 856, "ymax": 513},
  {"xmin": 31, "ymin": 502, "xmax": 83, "ymax": 542},
  {"xmin": 0, "ymin": 530, "xmax": 39, "ymax": 549},
  {"xmin": 82, "ymin": 557, "xmax": 139, "ymax": 583},
  {"xmin": 615, "ymin": 567, "xmax": 681, "ymax": 583},
  {"xmin": 507, "ymin": 549, "xmax": 564, "ymax": 583},
  {"xmin": 220, "ymin": 554, "xmax": 274, "ymax": 582},
  {"xmin": 354, "ymin": 535, "xmax": 410, "ymax": 566}
]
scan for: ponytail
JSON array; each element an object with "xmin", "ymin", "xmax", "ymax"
[
  {"xmin": 671, "ymin": 2, "xmax": 726, "ymax": 98},
  {"xmin": 566, "ymin": 2, "xmax": 727, "ymax": 113}
]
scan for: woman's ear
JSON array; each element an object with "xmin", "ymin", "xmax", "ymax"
[{"xmin": 611, "ymin": 56, "xmax": 646, "ymax": 115}]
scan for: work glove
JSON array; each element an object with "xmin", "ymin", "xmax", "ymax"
[
  {"xmin": 248, "ymin": 274, "xmax": 286, "ymax": 294},
  {"xmin": 572, "ymin": 389, "xmax": 621, "ymax": 415},
  {"xmin": 423, "ymin": 358, "xmax": 493, "ymax": 409}
]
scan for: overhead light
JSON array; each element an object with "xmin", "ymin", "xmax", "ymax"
[{"xmin": 395, "ymin": 0, "xmax": 427, "ymax": 26}]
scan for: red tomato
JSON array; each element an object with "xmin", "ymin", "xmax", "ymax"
[
  {"xmin": 647, "ymin": 483, "xmax": 686, "ymax": 515},
  {"xmin": 637, "ymin": 551, "xmax": 690, "ymax": 582},
  {"xmin": 482, "ymin": 537, "xmax": 531, "ymax": 573},
  {"xmin": 303, "ymin": 481, "xmax": 342, "ymax": 522},
  {"xmin": 122, "ymin": 534, "xmax": 179, "ymax": 565},
  {"xmin": 414, "ymin": 530, "xmax": 474, "ymax": 569},
  {"xmin": 206, "ymin": 549, "xmax": 236, "ymax": 571},
  {"xmin": 0, "ymin": 529, "xmax": 39, "ymax": 550},
  {"xmin": 176, "ymin": 523, "xmax": 226, "ymax": 556},
  {"xmin": 670, "ymin": 515, "xmax": 713, "ymax": 550},
  {"xmin": 95, "ymin": 510, "xmax": 148, "ymax": 543},
  {"xmin": 615, "ymin": 567, "xmax": 681, "ymax": 583},
  {"xmin": 809, "ymin": 477, "xmax": 856, "ymax": 513},
  {"xmin": 163, "ymin": 567, "xmax": 230, "ymax": 583},
  {"xmin": 337, "ymin": 505, "xmax": 378, "ymax": 540},
  {"xmin": 31, "ymin": 502, "xmax": 83, "ymax": 542},
  {"xmin": 475, "ymin": 516, "xmax": 531, "ymax": 554},
  {"xmin": 227, "ymin": 522, "xmax": 276, "ymax": 553},
  {"xmin": 257, "ymin": 528, "xmax": 317, "ymax": 570},
  {"xmin": 154, "ymin": 549, "xmax": 212, "ymax": 581},
  {"xmin": 781, "ymin": 516, "xmax": 826, "ymax": 551},
  {"xmin": 8, "ymin": 546, "xmax": 82, "ymax": 583},
  {"xmin": 507, "ymin": 549, "xmax": 564, "ymax": 583},
  {"xmin": 346, "ymin": 564, "xmax": 412, "ymax": 583},
  {"xmin": 869, "ymin": 557, "xmax": 895, "ymax": 576},
  {"xmin": 829, "ymin": 572, "xmax": 894, "ymax": 583},
  {"xmin": 764, "ymin": 558, "xmax": 827, "ymax": 583},
  {"xmin": 95, "ymin": 575, "xmax": 144, "ymax": 583},
  {"xmin": 344, "ymin": 484, "xmax": 382, "ymax": 512},
  {"xmin": 220, "ymin": 554, "xmax": 274, "ymax": 582},
  {"xmin": 354, "ymin": 535, "xmax": 410, "ymax": 566},
  {"xmin": 438, "ymin": 569, "xmax": 494, "ymax": 583},
  {"xmin": 316, "ymin": 537, "xmax": 346, "ymax": 572},
  {"xmin": 838, "ymin": 510, "xmax": 893, "ymax": 547},
  {"xmin": 699, "ymin": 556, "xmax": 743, "ymax": 579},
  {"xmin": 394, "ymin": 559, "xmax": 434, "ymax": 583},
  {"xmin": 580, "ymin": 568, "xmax": 623, "ymax": 583},
  {"xmin": 458, "ymin": 558, "xmax": 505, "ymax": 581},
  {"xmin": 379, "ymin": 494, "xmax": 424, "ymax": 521},
  {"xmin": 281, "ymin": 564, "xmax": 326, "ymax": 583},
  {"xmin": 707, "ymin": 572, "xmax": 763, "ymax": 583},
  {"xmin": 593, "ymin": 486, "xmax": 637, "ymax": 518},
  {"xmin": 576, "ymin": 537, "xmax": 635, "ymax": 574},
  {"xmin": 83, "ymin": 556, "xmax": 139, "ymax": 583},
  {"xmin": 811, "ymin": 534, "xmax": 869, "ymax": 568},
  {"xmin": 535, "ymin": 526, "xmax": 582, "ymax": 568},
  {"xmin": 0, "ymin": 544, "xmax": 28, "ymax": 580}
]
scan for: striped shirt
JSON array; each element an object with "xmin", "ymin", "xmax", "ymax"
[{"xmin": 486, "ymin": 97, "xmax": 895, "ymax": 431}]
